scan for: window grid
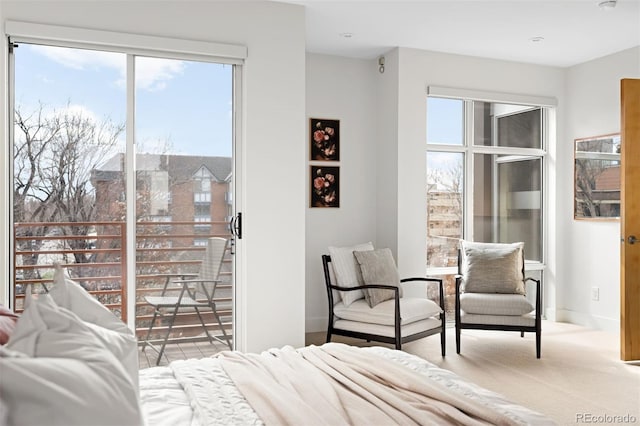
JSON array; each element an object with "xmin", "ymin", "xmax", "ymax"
[{"xmin": 427, "ymin": 97, "xmax": 547, "ymax": 275}]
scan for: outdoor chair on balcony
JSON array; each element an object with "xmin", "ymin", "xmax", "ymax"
[
  {"xmin": 455, "ymin": 240, "xmax": 542, "ymax": 358},
  {"xmin": 142, "ymin": 237, "xmax": 232, "ymax": 365},
  {"xmin": 322, "ymin": 243, "xmax": 445, "ymax": 354}
]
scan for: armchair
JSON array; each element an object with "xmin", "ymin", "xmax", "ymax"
[
  {"xmin": 322, "ymin": 245, "xmax": 445, "ymax": 354},
  {"xmin": 455, "ymin": 240, "xmax": 542, "ymax": 358}
]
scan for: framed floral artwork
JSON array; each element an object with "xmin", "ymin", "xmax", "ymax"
[
  {"xmin": 310, "ymin": 165, "xmax": 340, "ymax": 208},
  {"xmin": 310, "ymin": 118, "xmax": 340, "ymax": 161}
]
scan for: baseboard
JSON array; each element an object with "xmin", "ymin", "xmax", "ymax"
[{"xmin": 555, "ymin": 309, "xmax": 619, "ymax": 333}]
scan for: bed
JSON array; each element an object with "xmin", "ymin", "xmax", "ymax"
[
  {"xmin": 0, "ymin": 267, "xmax": 555, "ymax": 426},
  {"xmin": 140, "ymin": 343, "xmax": 555, "ymax": 426}
]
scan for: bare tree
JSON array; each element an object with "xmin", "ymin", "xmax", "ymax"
[
  {"xmin": 13, "ymin": 103, "xmax": 124, "ymax": 281},
  {"xmin": 426, "ymin": 158, "xmax": 463, "ymax": 270},
  {"xmin": 575, "ymin": 139, "xmax": 620, "ymax": 218}
]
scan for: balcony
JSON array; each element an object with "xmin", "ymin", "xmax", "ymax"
[{"xmin": 13, "ymin": 220, "xmax": 233, "ymax": 363}]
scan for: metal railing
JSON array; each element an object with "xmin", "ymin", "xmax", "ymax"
[{"xmin": 13, "ymin": 220, "xmax": 233, "ymax": 343}]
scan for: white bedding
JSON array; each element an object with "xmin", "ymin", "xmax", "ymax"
[{"xmin": 139, "ymin": 345, "xmax": 555, "ymax": 426}]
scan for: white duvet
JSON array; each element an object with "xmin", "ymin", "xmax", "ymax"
[{"xmin": 139, "ymin": 345, "xmax": 554, "ymax": 426}]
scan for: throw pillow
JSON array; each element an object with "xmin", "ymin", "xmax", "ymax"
[
  {"xmin": 49, "ymin": 265, "xmax": 139, "ymax": 392},
  {"xmin": 0, "ymin": 305, "xmax": 19, "ymax": 345},
  {"xmin": 460, "ymin": 241, "xmax": 525, "ymax": 294},
  {"xmin": 353, "ymin": 248, "xmax": 403, "ymax": 308},
  {"xmin": 1, "ymin": 295, "xmax": 143, "ymax": 426},
  {"xmin": 328, "ymin": 242, "xmax": 374, "ymax": 306}
]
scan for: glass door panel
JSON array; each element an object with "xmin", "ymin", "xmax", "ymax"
[
  {"xmin": 12, "ymin": 43, "xmax": 127, "ymax": 315},
  {"xmin": 133, "ymin": 57, "xmax": 234, "ymax": 351}
]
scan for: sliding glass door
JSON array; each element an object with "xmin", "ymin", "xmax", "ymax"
[{"xmin": 10, "ymin": 41, "xmax": 237, "ymax": 351}]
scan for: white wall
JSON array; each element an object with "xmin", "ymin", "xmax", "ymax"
[
  {"xmin": 305, "ymin": 53, "xmax": 378, "ymax": 332},
  {"xmin": 0, "ymin": 0, "xmax": 307, "ymax": 352},
  {"xmin": 560, "ymin": 47, "xmax": 640, "ymax": 331}
]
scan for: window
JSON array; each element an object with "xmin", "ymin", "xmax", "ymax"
[{"xmin": 427, "ymin": 95, "xmax": 548, "ymax": 313}]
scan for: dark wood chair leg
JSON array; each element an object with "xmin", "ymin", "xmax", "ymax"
[
  {"xmin": 440, "ymin": 327, "xmax": 446, "ymax": 357},
  {"xmin": 521, "ymin": 331, "xmax": 525, "ymax": 338},
  {"xmin": 536, "ymin": 330, "xmax": 541, "ymax": 358},
  {"xmin": 326, "ymin": 330, "xmax": 332, "ymax": 343},
  {"xmin": 455, "ymin": 326, "xmax": 461, "ymax": 354}
]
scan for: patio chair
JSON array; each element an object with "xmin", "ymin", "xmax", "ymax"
[
  {"xmin": 142, "ymin": 237, "xmax": 232, "ymax": 365},
  {"xmin": 322, "ymin": 244, "xmax": 445, "ymax": 354},
  {"xmin": 455, "ymin": 240, "xmax": 542, "ymax": 358}
]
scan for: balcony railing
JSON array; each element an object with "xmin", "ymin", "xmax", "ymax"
[{"xmin": 13, "ymin": 221, "xmax": 233, "ymax": 345}]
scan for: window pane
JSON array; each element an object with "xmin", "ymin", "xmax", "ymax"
[
  {"xmin": 473, "ymin": 154, "xmax": 542, "ymax": 261},
  {"xmin": 427, "ymin": 97, "xmax": 464, "ymax": 145},
  {"xmin": 133, "ymin": 56, "xmax": 234, "ymax": 343},
  {"xmin": 426, "ymin": 152, "xmax": 463, "ymax": 269},
  {"xmin": 13, "ymin": 44, "xmax": 126, "ymax": 314},
  {"xmin": 474, "ymin": 102, "xmax": 542, "ymax": 149}
]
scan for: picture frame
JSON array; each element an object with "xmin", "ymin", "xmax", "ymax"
[
  {"xmin": 574, "ymin": 133, "xmax": 621, "ymax": 220},
  {"xmin": 310, "ymin": 118, "xmax": 340, "ymax": 161},
  {"xmin": 310, "ymin": 165, "xmax": 340, "ymax": 208}
]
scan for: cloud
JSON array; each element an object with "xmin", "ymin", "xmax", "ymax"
[
  {"xmin": 28, "ymin": 44, "xmax": 185, "ymax": 92},
  {"xmin": 135, "ymin": 57, "xmax": 185, "ymax": 92}
]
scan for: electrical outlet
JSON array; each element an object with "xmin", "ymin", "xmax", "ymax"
[{"xmin": 591, "ymin": 287, "xmax": 600, "ymax": 301}]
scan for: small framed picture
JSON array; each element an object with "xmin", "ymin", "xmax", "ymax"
[
  {"xmin": 310, "ymin": 165, "xmax": 340, "ymax": 208},
  {"xmin": 310, "ymin": 118, "xmax": 340, "ymax": 161}
]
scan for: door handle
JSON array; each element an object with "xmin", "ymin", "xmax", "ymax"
[
  {"xmin": 228, "ymin": 212, "xmax": 242, "ymax": 239},
  {"xmin": 629, "ymin": 235, "xmax": 637, "ymax": 245},
  {"xmin": 234, "ymin": 212, "xmax": 242, "ymax": 239}
]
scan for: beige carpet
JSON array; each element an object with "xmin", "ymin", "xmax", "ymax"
[{"xmin": 306, "ymin": 321, "xmax": 640, "ymax": 425}]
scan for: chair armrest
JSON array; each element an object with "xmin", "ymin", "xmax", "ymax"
[
  {"xmin": 400, "ymin": 277, "xmax": 442, "ymax": 284},
  {"xmin": 329, "ymin": 284, "xmax": 399, "ymax": 292},
  {"xmin": 173, "ymin": 278, "xmax": 222, "ymax": 284},
  {"xmin": 401, "ymin": 277, "xmax": 445, "ymax": 311},
  {"xmin": 524, "ymin": 277, "xmax": 542, "ymax": 324}
]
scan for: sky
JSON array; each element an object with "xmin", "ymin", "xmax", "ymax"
[
  {"xmin": 426, "ymin": 97, "xmax": 464, "ymax": 188},
  {"xmin": 14, "ymin": 43, "xmax": 233, "ymax": 159}
]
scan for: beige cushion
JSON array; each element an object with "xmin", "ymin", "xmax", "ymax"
[
  {"xmin": 334, "ymin": 317, "xmax": 442, "ymax": 338},
  {"xmin": 353, "ymin": 248, "xmax": 403, "ymax": 308},
  {"xmin": 328, "ymin": 242, "xmax": 374, "ymax": 306},
  {"xmin": 333, "ymin": 297, "xmax": 442, "ymax": 326},
  {"xmin": 460, "ymin": 240, "xmax": 525, "ymax": 294},
  {"xmin": 460, "ymin": 293, "xmax": 534, "ymax": 316},
  {"xmin": 460, "ymin": 312, "xmax": 536, "ymax": 327}
]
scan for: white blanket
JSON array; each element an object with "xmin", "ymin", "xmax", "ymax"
[{"xmin": 139, "ymin": 345, "xmax": 555, "ymax": 426}]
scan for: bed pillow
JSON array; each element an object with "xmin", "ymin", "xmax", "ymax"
[
  {"xmin": 49, "ymin": 265, "xmax": 139, "ymax": 391},
  {"xmin": 460, "ymin": 241, "xmax": 525, "ymax": 294},
  {"xmin": 328, "ymin": 242, "xmax": 374, "ymax": 306},
  {"xmin": 353, "ymin": 248, "xmax": 403, "ymax": 308},
  {"xmin": 1, "ymin": 295, "xmax": 142, "ymax": 426},
  {"xmin": 0, "ymin": 304, "xmax": 19, "ymax": 345}
]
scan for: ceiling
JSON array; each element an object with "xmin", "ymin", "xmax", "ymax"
[{"xmin": 280, "ymin": 0, "xmax": 640, "ymax": 67}]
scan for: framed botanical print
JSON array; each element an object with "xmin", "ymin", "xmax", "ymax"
[
  {"xmin": 310, "ymin": 118, "xmax": 339, "ymax": 161},
  {"xmin": 310, "ymin": 165, "xmax": 339, "ymax": 208}
]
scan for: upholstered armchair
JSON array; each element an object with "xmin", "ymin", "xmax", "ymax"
[
  {"xmin": 455, "ymin": 240, "xmax": 542, "ymax": 358},
  {"xmin": 322, "ymin": 243, "xmax": 445, "ymax": 354}
]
